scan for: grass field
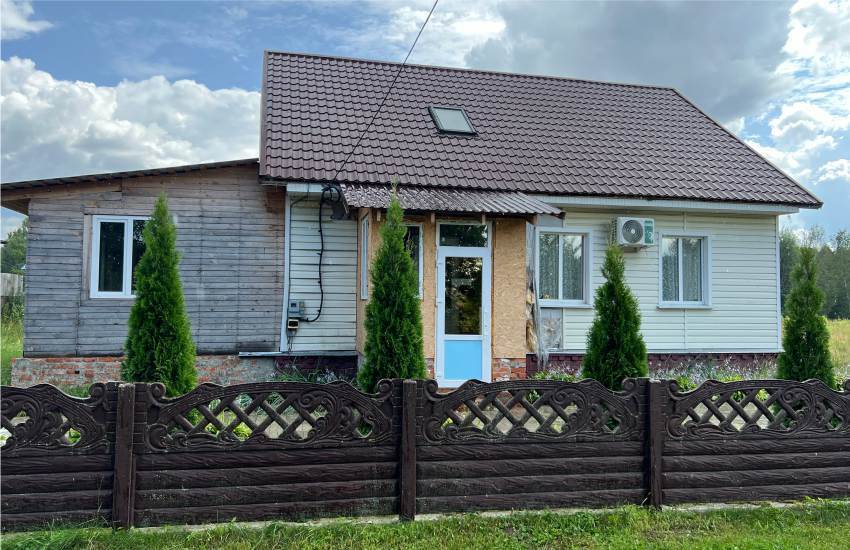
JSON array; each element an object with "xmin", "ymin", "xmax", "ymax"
[
  {"xmin": 3, "ymin": 501, "xmax": 849, "ymax": 550},
  {"xmin": 828, "ymin": 319, "xmax": 850, "ymax": 380},
  {"xmin": 1, "ymin": 316, "xmax": 23, "ymax": 386}
]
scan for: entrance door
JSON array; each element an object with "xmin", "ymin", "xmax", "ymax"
[{"xmin": 436, "ymin": 223, "xmax": 491, "ymax": 387}]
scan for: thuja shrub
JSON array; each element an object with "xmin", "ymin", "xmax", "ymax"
[
  {"xmin": 582, "ymin": 244, "xmax": 648, "ymax": 389},
  {"xmin": 358, "ymin": 192, "xmax": 427, "ymax": 392},
  {"xmin": 778, "ymin": 247, "xmax": 835, "ymax": 387},
  {"xmin": 122, "ymin": 193, "xmax": 197, "ymax": 396}
]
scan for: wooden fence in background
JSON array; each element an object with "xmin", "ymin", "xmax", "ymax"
[{"xmin": 2, "ymin": 377, "xmax": 849, "ymax": 530}]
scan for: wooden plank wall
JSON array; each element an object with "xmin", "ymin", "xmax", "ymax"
[{"xmin": 23, "ymin": 165, "xmax": 284, "ymax": 356}]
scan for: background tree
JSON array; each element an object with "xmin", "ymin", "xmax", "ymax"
[
  {"xmin": 778, "ymin": 247, "xmax": 834, "ymax": 387},
  {"xmin": 780, "ymin": 227, "xmax": 850, "ymax": 320},
  {"xmin": 583, "ymin": 243, "xmax": 648, "ymax": 389},
  {"xmin": 779, "ymin": 227, "xmax": 800, "ymax": 315},
  {"xmin": 1, "ymin": 219, "xmax": 28, "ymax": 275},
  {"xmin": 358, "ymin": 193, "xmax": 426, "ymax": 391},
  {"xmin": 123, "ymin": 193, "xmax": 197, "ymax": 395}
]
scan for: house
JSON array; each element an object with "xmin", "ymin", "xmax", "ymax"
[{"xmin": 1, "ymin": 51, "xmax": 821, "ymax": 388}]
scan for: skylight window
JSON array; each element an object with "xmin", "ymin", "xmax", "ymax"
[{"xmin": 429, "ymin": 106, "xmax": 476, "ymax": 135}]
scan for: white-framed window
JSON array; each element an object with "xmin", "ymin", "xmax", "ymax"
[
  {"xmin": 360, "ymin": 215, "xmax": 369, "ymax": 299},
  {"xmin": 536, "ymin": 227, "xmax": 592, "ymax": 307},
  {"xmin": 404, "ymin": 223, "xmax": 424, "ymax": 298},
  {"xmin": 659, "ymin": 234, "xmax": 711, "ymax": 307},
  {"xmin": 90, "ymin": 215, "xmax": 148, "ymax": 299}
]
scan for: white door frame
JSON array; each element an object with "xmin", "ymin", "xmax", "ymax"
[{"xmin": 435, "ymin": 222, "xmax": 492, "ymax": 387}]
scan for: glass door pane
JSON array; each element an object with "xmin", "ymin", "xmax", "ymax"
[{"xmin": 444, "ymin": 256, "xmax": 483, "ymax": 335}]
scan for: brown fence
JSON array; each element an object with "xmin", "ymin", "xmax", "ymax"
[{"xmin": 1, "ymin": 378, "xmax": 848, "ymax": 530}]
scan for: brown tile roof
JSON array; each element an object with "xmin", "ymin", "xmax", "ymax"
[
  {"xmin": 340, "ymin": 184, "xmax": 563, "ymax": 217},
  {"xmin": 261, "ymin": 51, "xmax": 820, "ymax": 208}
]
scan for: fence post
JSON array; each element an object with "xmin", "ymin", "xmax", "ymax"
[
  {"xmin": 646, "ymin": 379, "xmax": 666, "ymax": 508},
  {"xmin": 399, "ymin": 379, "xmax": 417, "ymax": 521},
  {"xmin": 112, "ymin": 383, "xmax": 137, "ymax": 529}
]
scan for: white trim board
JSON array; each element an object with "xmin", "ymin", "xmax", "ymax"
[{"xmin": 539, "ymin": 195, "xmax": 799, "ymax": 214}]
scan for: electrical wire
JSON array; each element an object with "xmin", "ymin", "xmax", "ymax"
[{"xmin": 298, "ymin": 0, "xmax": 440, "ymax": 327}]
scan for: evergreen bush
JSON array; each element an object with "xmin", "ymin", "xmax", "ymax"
[
  {"xmin": 582, "ymin": 244, "xmax": 648, "ymax": 389},
  {"xmin": 358, "ymin": 193, "xmax": 426, "ymax": 391},
  {"xmin": 122, "ymin": 193, "xmax": 197, "ymax": 395},
  {"xmin": 778, "ymin": 247, "xmax": 835, "ymax": 387}
]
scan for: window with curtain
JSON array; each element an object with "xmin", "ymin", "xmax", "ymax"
[
  {"xmin": 537, "ymin": 231, "xmax": 587, "ymax": 305},
  {"xmin": 90, "ymin": 216, "xmax": 148, "ymax": 298},
  {"xmin": 661, "ymin": 236, "xmax": 707, "ymax": 304}
]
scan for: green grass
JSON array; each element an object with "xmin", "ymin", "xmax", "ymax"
[
  {"xmin": 1, "ymin": 316, "xmax": 23, "ymax": 386},
  {"xmin": 827, "ymin": 319, "xmax": 850, "ymax": 381},
  {"xmin": 3, "ymin": 500, "xmax": 849, "ymax": 550}
]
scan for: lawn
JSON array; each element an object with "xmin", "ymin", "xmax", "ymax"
[
  {"xmin": 828, "ymin": 318, "xmax": 850, "ymax": 380},
  {"xmin": 1, "ymin": 316, "xmax": 23, "ymax": 386},
  {"xmin": 3, "ymin": 501, "xmax": 849, "ymax": 550}
]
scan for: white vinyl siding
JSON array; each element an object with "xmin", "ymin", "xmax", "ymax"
[
  {"xmin": 541, "ymin": 210, "xmax": 780, "ymax": 353},
  {"xmin": 287, "ymin": 197, "xmax": 357, "ymax": 352}
]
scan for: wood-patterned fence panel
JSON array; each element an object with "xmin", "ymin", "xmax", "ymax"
[
  {"xmin": 2, "ymin": 377, "xmax": 849, "ymax": 531},
  {"xmin": 130, "ymin": 380, "xmax": 401, "ymax": 526},
  {"xmin": 660, "ymin": 379, "xmax": 850, "ymax": 505},
  {"xmin": 0, "ymin": 382, "xmax": 118, "ymax": 530},
  {"xmin": 414, "ymin": 378, "xmax": 649, "ymax": 513}
]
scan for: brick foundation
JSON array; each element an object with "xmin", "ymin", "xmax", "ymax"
[
  {"xmin": 529, "ymin": 352, "xmax": 779, "ymax": 377},
  {"xmin": 11, "ymin": 355, "xmax": 279, "ymax": 388},
  {"xmin": 11, "ymin": 351, "xmax": 779, "ymax": 388}
]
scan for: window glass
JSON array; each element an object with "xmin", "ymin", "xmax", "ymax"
[
  {"xmin": 431, "ymin": 107, "xmax": 475, "ymax": 133},
  {"xmin": 661, "ymin": 237, "xmax": 679, "ymax": 302},
  {"xmin": 439, "ymin": 224, "xmax": 487, "ymax": 247},
  {"xmin": 682, "ymin": 238, "xmax": 702, "ymax": 302},
  {"xmin": 98, "ymin": 222, "xmax": 125, "ymax": 292},
  {"xmin": 562, "ymin": 234, "xmax": 583, "ymax": 301},
  {"xmin": 444, "ymin": 257, "xmax": 482, "ymax": 335},
  {"xmin": 131, "ymin": 220, "xmax": 147, "ymax": 292},
  {"xmin": 404, "ymin": 225, "xmax": 422, "ymax": 296},
  {"xmin": 538, "ymin": 232, "xmax": 585, "ymax": 303},
  {"xmin": 538, "ymin": 233, "xmax": 559, "ymax": 300}
]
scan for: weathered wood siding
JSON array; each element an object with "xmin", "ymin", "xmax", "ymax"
[
  {"xmin": 23, "ymin": 166, "xmax": 284, "ymax": 356},
  {"xmin": 542, "ymin": 209, "xmax": 780, "ymax": 353},
  {"xmin": 285, "ymin": 195, "xmax": 357, "ymax": 352}
]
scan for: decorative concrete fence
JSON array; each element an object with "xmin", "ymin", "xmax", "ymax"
[{"xmin": 1, "ymin": 378, "xmax": 849, "ymax": 530}]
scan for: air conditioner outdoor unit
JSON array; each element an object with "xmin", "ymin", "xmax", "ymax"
[{"xmin": 615, "ymin": 217, "xmax": 655, "ymax": 248}]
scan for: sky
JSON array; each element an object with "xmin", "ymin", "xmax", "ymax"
[{"xmin": 1, "ymin": 0, "xmax": 848, "ymax": 239}]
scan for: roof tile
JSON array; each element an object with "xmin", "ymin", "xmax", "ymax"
[{"xmin": 261, "ymin": 52, "xmax": 818, "ymax": 207}]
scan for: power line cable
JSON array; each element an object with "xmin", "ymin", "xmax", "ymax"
[{"xmin": 294, "ymin": 0, "xmax": 440, "ymax": 330}]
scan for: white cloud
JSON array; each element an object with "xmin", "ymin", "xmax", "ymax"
[
  {"xmin": 0, "ymin": 57, "xmax": 260, "ymax": 183},
  {"xmin": 748, "ymin": 135, "xmax": 837, "ymax": 181},
  {"xmin": 0, "ymin": 0, "xmax": 52, "ymax": 40},
  {"xmin": 818, "ymin": 158, "xmax": 850, "ymax": 182},
  {"xmin": 769, "ymin": 101, "xmax": 850, "ymax": 145},
  {"xmin": 780, "ymin": 0, "xmax": 850, "ymax": 76}
]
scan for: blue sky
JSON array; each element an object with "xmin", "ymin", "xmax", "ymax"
[{"xmin": 2, "ymin": 0, "xmax": 848, "ymax": 240}]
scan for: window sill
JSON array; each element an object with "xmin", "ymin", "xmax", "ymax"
[
  {"xmin": 540, "ymin": 301, "xmax": 592, "ymax": 309},
  {"xmin": 657, "ymin": 303, "xmax": 712, "ymax": 310}
]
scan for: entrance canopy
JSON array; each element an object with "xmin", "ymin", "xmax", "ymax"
[{"xmin": 339, "ymin": 184, "xmax": 563, "ymax": 217}]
